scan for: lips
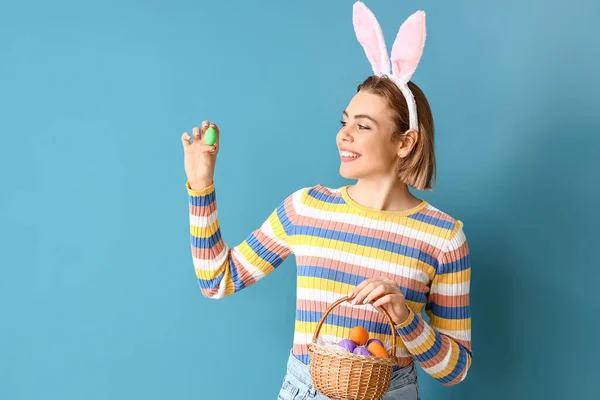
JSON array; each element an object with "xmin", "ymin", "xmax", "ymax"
[{"xmin": 340, "ymin": 149, "xmax": 361, "ymax": 162}]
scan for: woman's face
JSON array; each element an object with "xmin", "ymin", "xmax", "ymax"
[{"xmin": 336, "ymin": 91, "xmax": 399, "ymax": 180}]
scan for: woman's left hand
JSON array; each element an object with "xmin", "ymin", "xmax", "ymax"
[{"xmin": 348, "ymin": 276, "xmax": 411, "ymax": 325}]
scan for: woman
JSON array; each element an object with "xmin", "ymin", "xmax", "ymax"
[{"xmin": 180, "ymin": 3, "xmax": 471, "ymax": 399}]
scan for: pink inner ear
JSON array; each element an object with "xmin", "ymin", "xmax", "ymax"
[
  {"xmin": 353, "ymin": 1, "xmax": 390, "ymax": 76},
  {"xmin": 390, "ymin": 10, "xmax": 426, "ymax": 83}
]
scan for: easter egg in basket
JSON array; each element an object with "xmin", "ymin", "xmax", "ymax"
[
  {"xmin": 367, "ymin": 341, "xmax": 389, "ymax": 358},
  {"xmin": 353, "ymin": 346, "xmax": 372, "ymax": 356},
  {"xmin": 366, "ymin": 338, "xmax": 384, "ymax": 347},
  {"xmin": 338, "ymin": 338, "xmax": 357, "ymax": 353},
  {"xmin": 349, "ymin": 326, "xmax": 369, "ymax": 345}
]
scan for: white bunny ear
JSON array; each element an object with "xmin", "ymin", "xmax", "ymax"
[
  {"xmin": 390, "ymin": 10, "xmax": 426, "ymax": 83},
  {"xmin": 352, "ymin": 1, "xmax": 390, "ymax": 76}
]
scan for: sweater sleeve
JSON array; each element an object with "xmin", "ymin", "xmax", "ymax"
[
  {"xmin": 187, "ymin": 181, "xmax": 300, "ymax": 299},
  {"xmin": 395, "ymin": 220, "xmax": 472, "ymax": 386}
]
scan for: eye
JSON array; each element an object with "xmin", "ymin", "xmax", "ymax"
[
  {"xmin": 340, "ymin": 120, "xmax": 347, "ymax": 127},
  {"xmin": 358, "ymin": 124, "xmax": 370, "ymax": 130}
]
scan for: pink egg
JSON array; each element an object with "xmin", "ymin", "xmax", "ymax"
[
  {"xmin": 338, "ymin": 339, "xmax": 357, "ymax": 353},
  {"xmin": 366, "ymin": 339, "xmax": 384, "ymax": 347},
  {"xmin": 353, "ymin": 346, "xmax": 372, "ymax": 356}
]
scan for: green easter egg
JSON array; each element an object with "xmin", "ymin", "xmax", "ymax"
[{"xmin": 204, "ymin": 127, "xmax": 217, "ymax": 145}]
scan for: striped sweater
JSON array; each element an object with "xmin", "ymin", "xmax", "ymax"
[{"xmin": 187, "ymin": 182, "xmax": 472, "ymax": 386}]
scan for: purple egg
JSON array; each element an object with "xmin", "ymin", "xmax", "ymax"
[
  {"xmin": 366, "ymin": 339, "xmax": 384, "ymax": 347},
  {"xmin": 353, "ymin": 346, "xmax": 372, "ymax": 356},
  {"xmin": 338, "ymin": 339, "xmax": 357, "ymax": 353}
]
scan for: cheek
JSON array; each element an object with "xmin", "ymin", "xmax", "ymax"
[{"xmin": 361, "ymin": 139, "xmax": 393, "ymax": 160}]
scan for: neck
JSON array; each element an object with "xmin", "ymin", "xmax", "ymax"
[{"xmin": 348, "ymin": 178, "xmax": 422, "ymax": 213}]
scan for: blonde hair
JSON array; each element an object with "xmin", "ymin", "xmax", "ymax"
[{"xmin": 357, "ymin": 76, "xmax": 436, "ymax": 190}]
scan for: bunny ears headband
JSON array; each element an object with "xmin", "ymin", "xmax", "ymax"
[{"xmin": 352, "ymin": 1, "xmax": 426, "ymax": 131}]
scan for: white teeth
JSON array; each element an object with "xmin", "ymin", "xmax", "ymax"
[{"xmin": 341, "ymin": 151, "xmax": 360, "ymax": 158}]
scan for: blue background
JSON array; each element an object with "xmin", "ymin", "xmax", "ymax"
[{"xmin": 1, "ymin": 0, "xmax": 598, "ymax": 399}]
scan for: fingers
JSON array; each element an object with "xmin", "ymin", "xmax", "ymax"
[
  {"xmin": 364, "ymin": 284, "xmax": 390, "ymax": 304},
  {"xmin": 348, "ymin": 276, "xmax": 399, "ymax": 305},
  {"xmin": 348, "ymin": 276, "xmax": 385, "ymax": 300},
  {"xmin": 351, "ymin": 281, "xmax": 379, "ymax": 305},
  {"xmin": 348, "ymin": 277, "xmax": 374, "ymax": 299},
  {"xmin": 372, "ymin": 293, "xmax": 402, "ymax": 308},
  {"xmin": 352, "ymin": 281, "xmax": 388, "ymax": 305},
  {"xmin": 181, "ymin": 120, "xmax": 219, "ymax": 152},
  {"xmin": 188, "ymin": 121, "xmax": 208, "ymax": 143},
  {"xmin": 182, "ymin": 132, "xmax": 191, "ymax": 148},
  {"xmin": 193, "ymin": 126, "xmax": 201, "ymax": 140},
  {"xmin": 201, "ymin": 120, "xmax": 210, "ymax": 137}
]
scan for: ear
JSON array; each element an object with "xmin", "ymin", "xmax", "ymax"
[
  {"xmin": 390, "ymin": 10, "xmax": 426, "ymax": 83},
  {"xmin": 352, "ymin": 1, "xmax": 391, "ymax": 76},
  {"xmin": 396, "ymin": 129, "xmax": 419, "ymax": 157}
]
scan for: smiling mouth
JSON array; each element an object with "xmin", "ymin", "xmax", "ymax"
[{"xmin": 340, "ymin": 150, "xmax": 361, "ymax": 162}]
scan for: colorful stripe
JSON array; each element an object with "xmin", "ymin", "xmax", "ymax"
[{"xmin": 187, "ymin": 182, "xmax": 472, "ymax": 386}]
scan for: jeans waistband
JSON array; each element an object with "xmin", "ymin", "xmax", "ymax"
[{"xmin": 286, "ymin": 350, "xmax": 312, "ymax": 381}]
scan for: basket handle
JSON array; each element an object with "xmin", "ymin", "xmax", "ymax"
[{"xmin": 311, "ymin": 296, "xmax": 399, "ymax": 360}]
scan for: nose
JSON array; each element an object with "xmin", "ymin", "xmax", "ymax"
[{"xmin": 338, "ymin": 128, "xmax": 354, "ymax": 143}]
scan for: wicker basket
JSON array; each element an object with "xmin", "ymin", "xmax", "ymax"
[{"xmin": 307, "ymin": 295, "xmax": 399, "ymax": 400}]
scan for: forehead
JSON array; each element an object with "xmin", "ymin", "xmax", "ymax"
[{"xmin": 345, "ymin": 91, "xmax": 390, "ymax": 120}]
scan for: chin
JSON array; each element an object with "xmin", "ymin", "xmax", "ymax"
[{"xmin": 339, "ymin": 166, "xmax": 365, "ymax": 180}]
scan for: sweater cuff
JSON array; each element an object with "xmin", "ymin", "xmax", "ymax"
[
  {"xmin": 394, "ymin": 307, "xmax": 421, "ymax": 339},
  {"xmin": 186, "ymin": 181, "xmax": 215, "ymax": 197}
]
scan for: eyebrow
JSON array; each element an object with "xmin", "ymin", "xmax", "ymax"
[{"xmin": 342, "ymin": 110, "xmax": 379, "ymax": 127}]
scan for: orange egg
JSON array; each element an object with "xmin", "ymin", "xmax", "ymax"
[
  {"xmin": 349, "ymin": 326, "xmax": 369, "ymax": 346},
  {"xmin": 367, "ymin": 342, "xmax": 389, "ymax": 358}
]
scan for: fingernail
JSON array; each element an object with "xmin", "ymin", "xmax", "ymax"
[
  {"xmin": 363, "ymin": 297, "xmax": 369, "ymax": 304},
  {"xmin": 202, "ymin": 122, "xmax": 209, "ymax": 127},
  {"xmin": 184, "ymin": 134, "xmax": 190, "ymax": 140},
  {"xmin": 351, "ymin": 299, "xmax": 356, "ymax": 305},
  {"xmin": 348, "ymin": 292, "xmax": 354, "ymax": 298}
]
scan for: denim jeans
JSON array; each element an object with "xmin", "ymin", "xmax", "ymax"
[{"xmin": 278, "ymin": 351, "xmax": 420, "ymax": 400}]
